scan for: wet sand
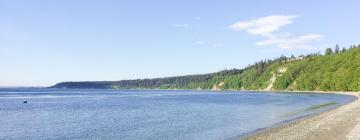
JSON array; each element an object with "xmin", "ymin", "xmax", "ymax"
[{"xmin": 243, "ymin": 92, "xmax": 360, "ymax": 140}]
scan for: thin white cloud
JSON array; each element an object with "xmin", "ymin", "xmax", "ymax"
[
  {"xmin": 196, "ymin": 41, "xmax": 206, "ymax": 45},
  {"xmin": 174, "ymin": 24, "xmax": 190, "ymax": 28},
  {"xmin": 256, "ymin": 34, "xmax": 323, "ymax": 49},
  {"xmin": 213, "ymin": 43, "xmax": 223, "ymax": 47},
  {"xmin": 229, "ymin": 15, "xmax": 325, "ymax": 50},
  {"xmin": 229, "ymin": 15, "xmax": 298, "ymax": 36},
  {"xmin": 195, "ymin": 17, "xmax": 201, "ymax": 20},
  {"xmin": 196, "ymin": 41, "xmax": 223, "ymax": 47}
]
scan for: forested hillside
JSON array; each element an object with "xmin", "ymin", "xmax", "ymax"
[{"xmin": 51, "ymin": 45, "xmax": 360, "ymax": 91}]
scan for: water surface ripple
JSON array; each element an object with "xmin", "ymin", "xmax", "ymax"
[{"xmin": 0, "ymin": 88, "xmax": 354, "ymax": 140}]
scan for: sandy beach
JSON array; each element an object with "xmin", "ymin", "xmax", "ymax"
[{"xmin": 243, "ymin": 92, "xmax": 360, "ymax": 140}]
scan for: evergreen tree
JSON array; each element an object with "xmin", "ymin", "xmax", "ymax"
[
  {"xmin": 335, "ymin": 44, "xmax": 340, "ymax": 54},
  {"xmin": 291, "ymin": 54, "xmax": 295, "ymax": 59},
  {"xmin": 325, "ymin": 48, "xmax": 333, "ymax": 55},
  {"xmin": 341, "ymin": 47, "xmax": 346, "ymax": 53}
]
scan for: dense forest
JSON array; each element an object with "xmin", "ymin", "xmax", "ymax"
[{"xmin": 51, "ymin": 44, "xmax": 360, "ymax": 91}]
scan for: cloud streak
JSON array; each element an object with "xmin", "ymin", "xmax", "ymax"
[
  {"xmin": 229, "ymin": 15, "xmax": 298, "ymax": 36},
  {"xmin": 213, "ymin": 43, "xmax": 223, "ymax": 47},
  {"xmin": 174, "ymin": 24, "xmax": 190, "ymax": 28},
  {"xmin": 256, "ymin": 34, "xmax": 323, "ymax": 49},
  {"xmin": 196, "ymin": 41, "xmax": 206, "ymax": 45},
  {"xmin": 229, "ymin": 15, "xmax": 324, "ymax": 50}
]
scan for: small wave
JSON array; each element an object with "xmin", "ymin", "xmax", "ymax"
[
  {"xmin": 304, "ymin": 102, "xmax": 338, "ymax": 111},
  {"xmin": 278, "ymin": 102, "xmax": 338, "ymax": 118}
]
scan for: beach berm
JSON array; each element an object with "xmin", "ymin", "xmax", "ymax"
[{"xmin": 243, "ymin": 92, "xmax": 360, "ymax": 140}]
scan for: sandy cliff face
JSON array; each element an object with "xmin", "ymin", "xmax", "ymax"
[
  {"xmin": 212, "ymin": 82, "xmax": 225, "ymax": 91},
  {"xmin": 265, "ymin": 67, "xmax": 287, "ymax": 91}
]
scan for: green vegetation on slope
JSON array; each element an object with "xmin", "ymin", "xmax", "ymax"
[
  {"xmin": 274, "ymin": 45, "xmax": 360, "ymax": 91},
  {"xmin": 52, "ymin": 45, "xmax": 360, "ymax": 91}
]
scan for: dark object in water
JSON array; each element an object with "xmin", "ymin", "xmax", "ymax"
[{"xmin": 23, "ymin": 101, "xmax": 28, "ymax": 104}]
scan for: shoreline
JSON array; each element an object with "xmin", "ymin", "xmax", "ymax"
[
  {"xmin": 3, "ymin": 88, "xmax": 358, "ymax": 139},
  {"xmin": 242, "ymin": 91, "xmax": 360, "ymax": 140},
  {"xmin": 48, "ymin": 88, "xmax": 360, "ymax": 140}
]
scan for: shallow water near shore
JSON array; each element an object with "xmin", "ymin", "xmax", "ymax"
[{"xmin": 0, "ymin": 88, "xmax": 355, "ymax": 140}]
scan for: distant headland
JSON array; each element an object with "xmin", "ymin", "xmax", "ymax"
[{"xmin": 52, "ymin": 44, "xmax": 360, "ymax": 92}]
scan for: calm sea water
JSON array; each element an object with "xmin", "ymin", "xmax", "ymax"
[{"xmin": 0, "ymin": 88, "xmax": 354, "ymax": 140}]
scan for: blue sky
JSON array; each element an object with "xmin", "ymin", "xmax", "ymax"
[{"xmin": 0, "ymin": 0, "xmax": 359, "ymax": 86}]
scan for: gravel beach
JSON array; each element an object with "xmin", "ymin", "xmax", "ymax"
[{"xmin": 243, "ymin": 92, "xmax": 360, "ymax": 140}]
